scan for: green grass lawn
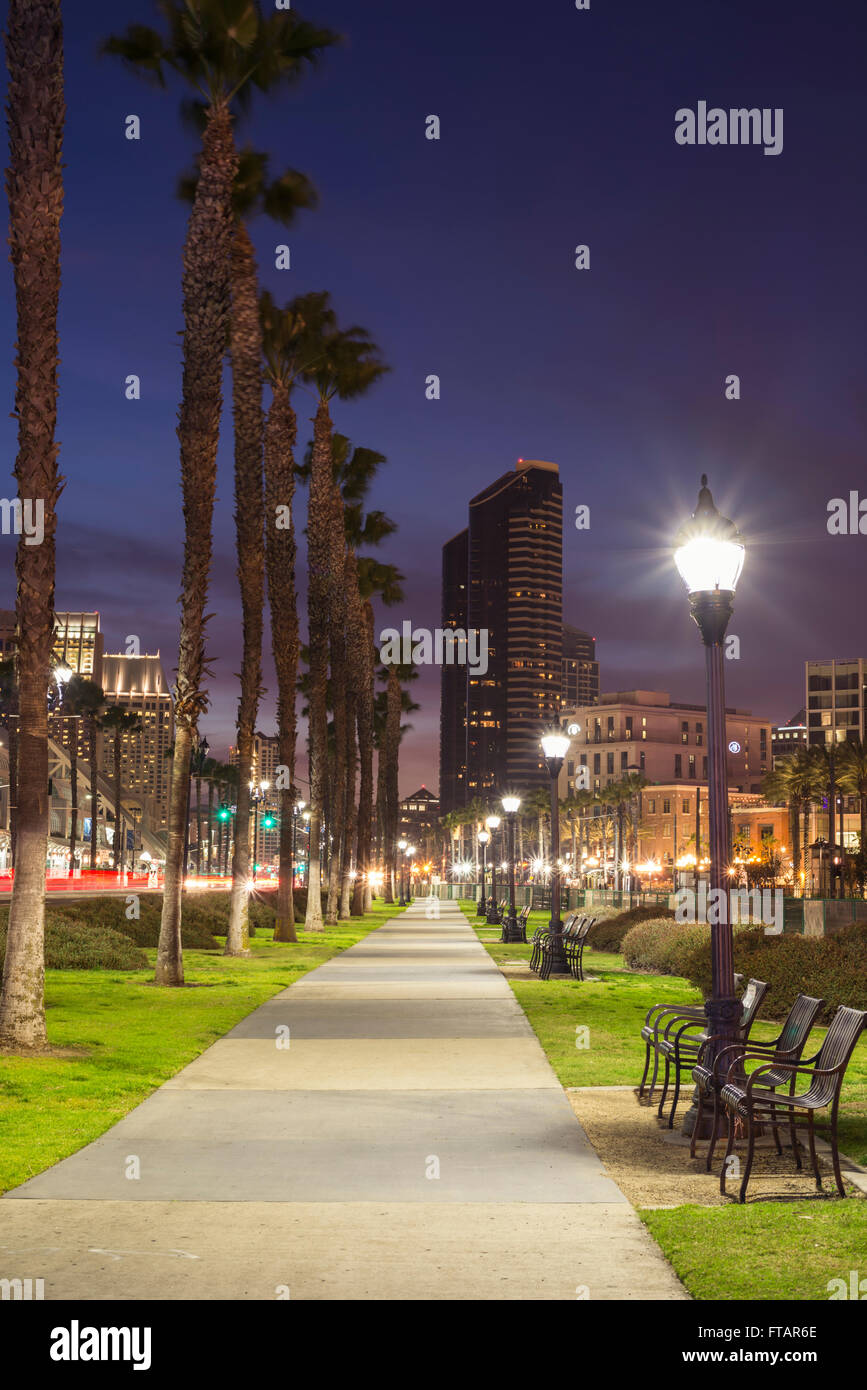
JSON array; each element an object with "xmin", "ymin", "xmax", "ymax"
[
  {"xmin": 460, "ymin": 897, "xmax": 867, "ymax": 1301},
  {"xmin": 0, "ymin": 900, "xmax": 402, "ymax": 1194},
  {"xmin": 641, "ymin": 1202, "xmax": 867, "ymax": 1301}
]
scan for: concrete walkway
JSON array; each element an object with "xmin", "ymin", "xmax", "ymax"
[{"xmin": 1, "ymin": 901, "xmax": 687, "ymax": 1299}]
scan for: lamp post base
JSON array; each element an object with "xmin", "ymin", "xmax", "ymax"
[{"xmin": 477, "ymin": 895, "xmax": 487, "ymax": 917}]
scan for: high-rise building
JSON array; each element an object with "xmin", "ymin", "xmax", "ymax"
[
  {"xmin": 439, "ymin": 529, "xmax": 469, "ymax": 812},
  {"xmin": 398, "ymin": 786, "xmax": 440, "ymax": 861},
  {"xmin": 101, "ymin": 652, "xmax": 174, "ymax": 829},
  {"xmin": 439, "ymin": 459, "xmax": 563, "ymax": 812},
  {"xmin": 561, "ymin": 624, "xmax": 599, "ymax": 708},
  {"xmin": 806, "ymin": 659, "xmax": 867, "ymax": 747}
]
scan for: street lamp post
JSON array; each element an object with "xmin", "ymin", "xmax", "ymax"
[
  {"xmin": 398, "ymin": 838, "xmax": 408, "ymax": 906},
  {"xmin": 248, "ymin": 779, "xmax": 269, "ymax": 883},
  {"xmin": 406, "ymin": 845, "xmax": 416, "ymax": 902},
  {"xmin": 485, "ymin": 815, "xmax": 501, "ymax": 923},
  {"xmin": 291, "ymin": 800, "xmax": 305, "ymax": 892},
  {"xmin": 674, "ymin": 474, "xmax": 745, "ymax": 1138},
  {"xmin": 541, "ymin": 729, "xmax": 571, "ymax": 975},
  {"xmin": 501, "ymin": 795, "xmax": 521, "ymax": 940},
  {"xmin": 477, "ymin": 829, "xmax": 490, "ymax": 915}
]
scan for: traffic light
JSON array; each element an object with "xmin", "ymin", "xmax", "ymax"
[
  {"xmin": 261, "ymin": 815, "xmax": 276, "ymax": 829},
  {"xmin": 217, "ymin": 806, "xmax": 231, "ymax": 822}
]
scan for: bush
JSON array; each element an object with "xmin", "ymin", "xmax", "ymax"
[
  {"xmin": 680, "ymin": 922, "xmax": 867, "ymax": 1022},
  {"xmin": 589, "ymin": 904, "xmax": 674, "ymax": 953},
  {"xmin": 0, "ymin": 911, "xmax": 147, "ymax": 971},
  {"xmin": 621, "ymin": 918, "xmax": 715, "ymax": 977},
  {"xmin": 25, "ymin": 895, "xmax": 219, "ymax": 950}
]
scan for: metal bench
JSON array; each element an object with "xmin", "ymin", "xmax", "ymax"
[
  {"xmin": 501, "ymin": 902, "xmax": 530, "ymax": 944},
  {"xmin": 639, "ymin": 973, "xmax": 745, "ymax": 1102},
  {"xmin": 530, "ymin": 912, "xmax": 576, "ymax": 974},
  {"xmin": 539, "ymin": 914, "xmax": 585, "ymax": 981},
  {"xmin": 692, "ymin": 992, "xmax": 824, "ymax": 1166},
  {"xmin": 719, "ymin": 1004, "xmax": 867, "ymax": 1202},
  {"xmin": 563, "ymin": 915, "xmax": 596, "ymax": 981},
  {"xmin": 655, "ymin": 977, "xmax": 769, "ymax": 1128}
]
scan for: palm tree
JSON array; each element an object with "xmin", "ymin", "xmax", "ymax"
[
  {"xmin": 260, "ymin": 292, "xmax": 328, "ymax": 941},
  {"xmin": 837, "ymin": 737, "xmax": 867, "ymax": 865},
  {"xmin": 0, "ymin": 659, "xmax": 20, "ymax": 869},
  {"xmin": 63, "ymin": 676, "xmax": 104, "ymax": 877},
  {"xmin": 181, "ymin": 151, "xmax": 321, "ymax": 955},
  {"xmin": 298, "ymin": 312, "xmax": 387, "ymax": 930},
  {"xmin": 763, "ymin": 749, "xmax": 812, "ymax": 886},
  {"xmin": 98, "ymin": 708, "xmax": 142, "ymax": 872},
  {"xmin": 0, "ymin": 0, "xmax": 64, "ymax": 1050},
  {"xmin": 104, "ymin": 0, "xmax": 336, "ymax": 985}
]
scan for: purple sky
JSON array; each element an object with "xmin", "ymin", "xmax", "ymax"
[{"xmin": 1, "ymin": 0, "xmax": 865, "ymax": 796}]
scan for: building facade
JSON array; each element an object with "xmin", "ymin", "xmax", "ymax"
[
  {"xmin": 101, "ymin": 653, "xmax": 174, "ymax": 830},
  {"xmin": 558, "ymin": 690, "xmax": 772, "ymax": 799},
  {"xmin": 772, "ymin": 708, "xmax": 807, "ymax": 764},
  {"xmin": 806, "ymin": 658, "xmax": 867, "ymax": 747},
  {"xmin": 398, "ymin": 786, "xmax": 440, "ymax": 861},
  {"xmin": 439, "ymin": 459, "xmax": 563, "ymax": 812},
  {"xmin": 561, "ymin": 624, "xmax": 599, "ymax": 708}
]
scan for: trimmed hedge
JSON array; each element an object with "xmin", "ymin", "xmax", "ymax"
[
  {"xmin": 621, "ymin": 917, "xmax": 867, "ymax": 1022},
  {"xmin": 0, "ymin": 912, "xmax": 147, "ymax": 971},
  {"xmin": 621, "ymin": 918, "xmax": 717, "ymax": 978},
  {"xmin": 589, "ymin": 904, "xmax": 675, "ymax": 953},
  {"xmin": 43, "ymin": 895, "xmax": 219, "ymax": 950}
]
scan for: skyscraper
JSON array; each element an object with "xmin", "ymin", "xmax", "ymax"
[
  {"xmin": 439, "ymin": 460, "xmax": 563, "ymax": 812},
  {"xmin": 561, "ymin": 624, "xmax": 599, "ymax": 708},
  {"xmin": 101, "ymin": 652, "xmax": 174, "ymax": 829}
]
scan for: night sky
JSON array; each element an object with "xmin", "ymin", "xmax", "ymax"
[{"xmin": 1, "ymin": 0, "xmax": 865, "ymax": 794}]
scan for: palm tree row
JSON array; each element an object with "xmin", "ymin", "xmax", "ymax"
[
  {"xmin": 0, "ymin": 1, "xmax": 418, "ymax": 1048},
  {"xmin": 763, "ymin": 740, "xmax": 867, "ymax": 889}
]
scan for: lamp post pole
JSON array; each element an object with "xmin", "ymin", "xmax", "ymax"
[
  {"xmin": 501, "ymin": 796, "xmax": 521, "ymax": 940},
  {"xmin": 398, "ymin": 838, "xmax": 408, "ymax": 907},
  {"xmin": 675, "ymin": 476, "xmax": 745, "ymax": 1139},
  {"xmin": 477, "ymin": 829, "xmax": 489, "ymax": 915},
  {"xmin": 485, "ymin": 815, "xmax": 501, "ymax": 923},
  {"xmin": 541, "ymin": 730, "xmax": 571, "ymax": 976},
  {"xmin": 406, "ymin": 846, "xmax": 416, "ymax": 902}
]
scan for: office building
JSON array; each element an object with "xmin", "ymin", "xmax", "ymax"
[
  {"xmin": 806, "ymin": 658, "xmax": 867, "ymax": 747},
  {"xmin": 101, "ymin": 652, "xmax": 175, "ymax": 829},
  {"xmin": 561, "ymin": 624, "xmax": 599, "ymax": 708},
  {"xmin": 439, "ymin": 459, "xmax": 563, "ymax": 812}
]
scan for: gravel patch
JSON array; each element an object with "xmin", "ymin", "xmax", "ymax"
[{"xmin": 566, "ymin": 1086, "xmax": 865, "ymax": 1208}]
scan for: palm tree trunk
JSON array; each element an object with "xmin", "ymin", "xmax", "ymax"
[
  {"xmin": 88, "ymin": 715, "xmax": 98, "ymax": 871},
  {"xmin": 225, "ymin": 222, "xmax": 265, "ymax": 956},
  {"xmin": 350, "ymin": 592, "xmax": 374, "ymax": 915},
  {"xmin": 326, "ymin": 536, "xmax": 349, "ymax": 924},
  {"xmin": 113, "ymin": 732, "xmax": 123, "ymax": 873},
  {"xmin": 340, "ymin": 563, "xmax": 358, "ymax": 921},
  {"xmin": 155, "ymin": 99, "xmax": 239, "ymax": 986},
  {"xmin": 194, "ymin": 774, "xmax": 203, "ymax": 876},
  {"xmin": 206, "ymin": 778, "xmax": 214, "ymax": 874},
  {"xmin": 68, "ymin": 735, "xmax": 77, "ymax": 876},
  {"xmin": 383, "ymin": 669, "xmax": 401, "ymax": 902},
  {"xmin": 264, "ymin": 379, "xmax": 299, "ymax": 943},
  {"xmin": 305, "ymin": 399, "xmax": 337, "ymax": 933},
  {"xmin": 0, "ymin": 0, "xmax": 64, "ymax": 1050},
  {"xmin": 9, "ymin": 722, "xmax": 18, "ymax": 869}
]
